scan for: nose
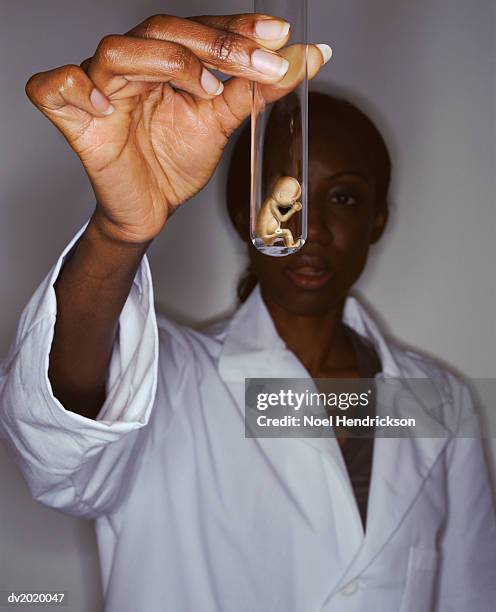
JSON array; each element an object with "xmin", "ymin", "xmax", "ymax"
[{"xmin": 306, "ymin": 199, "xmax": 332, "ymax": 245}]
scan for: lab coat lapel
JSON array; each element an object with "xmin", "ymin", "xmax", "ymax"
[
  {"xmin": 334, "ymin": 299, "xmax": 452, "ymax": 584},
  {"xmin": 331, "ymin": 380, "xmax": 451, "ymax": 589}
]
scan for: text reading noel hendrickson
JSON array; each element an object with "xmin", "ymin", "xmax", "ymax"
[{"xmin": 256, "ymin": 414, "xmax": 416, "ymax": 428}]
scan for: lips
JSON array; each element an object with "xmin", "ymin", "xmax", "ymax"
[{"xmin": 285, "ymin": 254, "xmax": 334, "ymax": 291}]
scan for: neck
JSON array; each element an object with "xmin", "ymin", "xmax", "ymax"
[{"xmin": 261, "ymin": 288, "xmax": 355, "ymax": 376}]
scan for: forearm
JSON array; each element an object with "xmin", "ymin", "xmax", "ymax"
[{"xmin": 48, "ymin": 212, "xmax": 151, "ymax": 419}]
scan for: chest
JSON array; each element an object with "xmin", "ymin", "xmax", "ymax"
[{"xmin": 138, "ymin": 370, "xmax": 447, "ymax": 552}]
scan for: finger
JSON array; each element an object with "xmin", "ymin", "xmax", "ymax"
[
  {"xmin": 82, "ymin": 53, "xmax": 157, "ymax": 100},
  {"xmin": 215, "ymin": 44, "xmax": 331, "ymax": 135},
  {"xmin": 25, "ymin": 64, "xmax": 115, "ymax": 118},
  {"xmin": 127, "ymin": 14, "xmax": 290, "ymax": 84},
  {"xmin": 87, "ymin": 35, "xmax": 224, "ymax": 99},
  {"xmin": 189, "ymin": 13, "xmax": 291, "ymax": 51}
]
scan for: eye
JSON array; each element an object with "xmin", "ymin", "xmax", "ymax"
[{"xmin": 327, "ymin": 191, "xmax": 357, "ymax": 206}]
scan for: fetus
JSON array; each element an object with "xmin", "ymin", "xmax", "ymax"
[{"xmin": 255, "ymin": 176, "xmax": 302, "ymax": 247}]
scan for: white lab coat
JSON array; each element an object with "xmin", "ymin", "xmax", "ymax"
[{"xmin": 0, "ymin": 226, "xmax": 495, "ymax": 612}]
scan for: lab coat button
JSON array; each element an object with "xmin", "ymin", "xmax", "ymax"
[{"xmin": 340, "ymin": 580, "xmax": 359, "ymax": 595}]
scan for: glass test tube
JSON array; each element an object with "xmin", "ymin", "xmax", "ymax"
[{"xmin": 251, "ymin": 0, "xmax": 308, "ymax": 257}]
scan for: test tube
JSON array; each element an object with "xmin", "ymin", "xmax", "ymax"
[{"xmin": 251, "ymin": 0, "xmax": 308, "ymax": 257}]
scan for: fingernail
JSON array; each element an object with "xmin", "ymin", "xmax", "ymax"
[
  {"xmin": 316, "ymin": 44, "xmax": 333, "ymax": 64},
  {"xmin": 251, "ymin": 49, "xmax": 289, "ymax": 77},
  {"xmin": 101, "ymin": 105, "xmax": 116, "ymax": 116},
  {"xmin": 201, "ymin": 68, "xmax": 224, "ymax": 95},
  {"xmin": 255, "ymin": 19, "xmax": 290, "ymax": 40},
  {"xmin": 90, "ymin": 88, "xmax": 115, "ymax": 115}
]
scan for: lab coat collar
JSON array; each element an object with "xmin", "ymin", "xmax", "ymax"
[
  {"xmin": 218, "ymin": 285, "xmax": 306, "ymax": 382},
  {"xmin": 218, "ymin": 284, "xmax": 402, "ymax": 382}
]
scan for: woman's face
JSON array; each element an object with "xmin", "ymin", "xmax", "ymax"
[{"xmin": 249, "ymin": 107, "xmax": 388, "ymax": 316}]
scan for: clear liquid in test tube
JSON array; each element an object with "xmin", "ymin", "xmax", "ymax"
[{"xmin": 251, "ymin": 0, "xmax": 308, "ymax": 256}]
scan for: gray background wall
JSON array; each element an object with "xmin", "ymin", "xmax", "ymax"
[{"xmin": 1, "ymin": 1, "xmax": 495, "ymax": 610}]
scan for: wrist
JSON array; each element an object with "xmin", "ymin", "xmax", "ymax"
[
  {"xmin": 61, "ymin": 212, "xmax": 151, "ymax": 286},
  {"xmin": 89, "ymin": 208, "xmax": 155, "ymax": 250}
]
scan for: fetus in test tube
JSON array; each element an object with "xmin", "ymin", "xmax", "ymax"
[{"xmin": 255, "ymin": 176, "xmax": 302, "ymax": 247}]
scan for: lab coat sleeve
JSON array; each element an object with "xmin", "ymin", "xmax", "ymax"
[
  {"xmin": 435, "ymin": 382, "xmax": 496, "ymax": 611},
  {"xmin": 0, "ymin": 223, "xmax": 159, "ymax": 518}
]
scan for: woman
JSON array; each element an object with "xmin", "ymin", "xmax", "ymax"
[{"xmin": 0, "ymin": 11, "xmax": 494, "ymax": 612}]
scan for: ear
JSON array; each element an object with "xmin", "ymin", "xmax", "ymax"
[{"xmin": 370, "ymin": 202, "xmax": 389, "ymax": 244}]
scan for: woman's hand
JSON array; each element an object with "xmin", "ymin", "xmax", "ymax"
[{"xmin": 26, "ymin": 13, "xmax": 329, "ymax": 244}]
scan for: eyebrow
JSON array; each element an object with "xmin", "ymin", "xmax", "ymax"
[{"xmin": 327, "ymin": 171, "xmax": 371, "ymax": 184}]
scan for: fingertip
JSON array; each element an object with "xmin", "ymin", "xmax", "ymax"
[
  {"xmin": 251, "ymin": 49, "xmax": 289, "ymax": 79},
  {"xmin": 90, "ymin": 88, "xmax": 114, "ymax": 115},
  {"xmin": 316, "ymin": 44, "xmax": 333, "ymax": 65},
  {"xmin": 214, "ymin": 81, "xmax": 225, "ymax": 96},
  {"xmin": 101, "ymin": 104, "xmax": 116, "ymax": 116},
  {"xmin": 254, "ymin": 18, "xmax": 290, "ymax": 41},
  {"xmin": 200, "ymin": 68, "xmax": 224, "ymax": 96},
  {"xmin": 307, "ymin": 44, "xmax": 332, "ymax": 80}
]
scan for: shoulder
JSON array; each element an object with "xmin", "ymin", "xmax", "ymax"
[
  {"xmin": 345, "ymin": 296, "xmax": 470, "ymax": 414},
  {"xmin": 386, "ymin": 340, "xmax": 477, "ymax": 433},
  {"xmin": 155, "ymin": 312, "xmax": 231, "ymax": 366},
  {"xmin": 389, "ymin": 342, "xmax": 456, "ymax": 388}
]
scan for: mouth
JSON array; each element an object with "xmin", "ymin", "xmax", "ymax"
[{"xmin": 285, "ymin": 254, "xmax": 334, "ymax": 291}]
